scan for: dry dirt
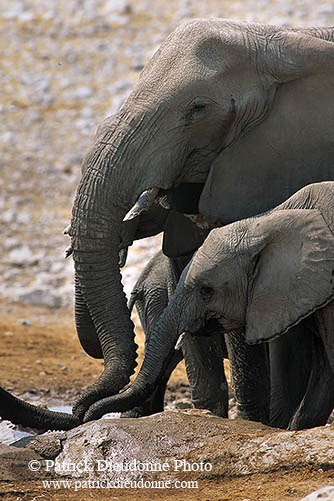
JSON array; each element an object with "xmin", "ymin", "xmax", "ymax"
[{"xmin": 0, "ymin": 300, "xmax": 333, "ymax": 500}]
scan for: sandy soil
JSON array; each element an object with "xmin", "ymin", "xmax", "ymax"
[
  {"xmin": 1, "ymin": 469, "xmax": 334, "ymax": 501},
  {"xmin": 0, "ymin": 300, "xmax": 188, "ymax": 402},
  {"xmin": 1, "ymin": 300, "xmax": 333, "ymax": 500}
]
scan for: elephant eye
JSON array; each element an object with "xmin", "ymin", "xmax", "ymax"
[
  {"xmin": 189, "ymin": 97, "xmax": 209, "ymax": 113},
  {"xmin": 185, "ymin": 97, "xmax": 211, "ymax": 124},
  {"xmin": 199, "ymin": 285, "xmax": 214, "ymax": 300},
  {"xmin": 192, "ymin": 102, "xmax": 206, "ymax": 112}
]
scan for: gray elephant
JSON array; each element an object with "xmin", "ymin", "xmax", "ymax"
[
  {"xmin": 127, "ymin": 250, "xmax": 228, "ymax": 418},
  {"xmin": 69, "ymin": 19, "xmax": 334, "ymax": 420},
  {"xmin": 127, "ymin": 250, "xmax": 290, "ymax": 423},
  {"xmin": 82, "ymin": 182, "xmax": 334, "ymax": 430}
]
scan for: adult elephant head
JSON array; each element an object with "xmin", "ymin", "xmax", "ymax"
[{"xmin": 71, "ymin": 19, "xmax": 334, "ymax": 418}]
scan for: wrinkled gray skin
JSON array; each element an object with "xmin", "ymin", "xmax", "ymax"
[
  {"xmin": 70, "ymin": 19, "xmax": 334, "ymax": 422},
  {"xmin": 3, "ymin": 20, "xmax": 334, "ymax": 431},
  {"xmin": 84, "ymin": 182, "xmax": 334, "ymax": 430},
  {"xmin": 0, "ymin": 386, "xmax": 80, "ymax": 431},
  {"xmin": 126, "ymin": 251, "xmax": 228, "ymax": 418}
]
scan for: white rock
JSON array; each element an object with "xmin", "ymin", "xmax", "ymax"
[
  {"xmin": 71, "ymin": 86, "xmax": 93, "ymax": 99},
  {"xmin": 8, "ymin": 246, "xmax": 38, "ymax": 266},
  {"xmin": 0, "ymin": 132, "xmax": 13, "ymax": 143},
  {"xmin": 18, "ymin": 11, "xmax": 34, "ymax": 22},
  {"xmin": 301, "ymin": 486, "xmax": 334, "ymax": 500},
  {"xmin": 3, "ymin": 2, "xmax": 27, "ymax": 20},
  {"xmin": 102, "ymin": 0, "xmax": 132, "ymax": 15},
  {"xmin": 16, "ymin": 212, "xmax": 30, "ymax": 225},
  {"xmin": 18, "ymin": 289, "xmax": 62, "ymax": 308}
]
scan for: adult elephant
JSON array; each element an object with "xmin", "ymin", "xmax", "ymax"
[
  {"xmin": 82, "ymin": 182, "xmax": 334, "ymax": 430},
  {"xmin": 70, "ymin": 19, "xmax": 334, "ymax": 419}
]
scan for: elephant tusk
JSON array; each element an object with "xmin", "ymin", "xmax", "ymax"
[
  {"xmin": 63, "ymin": 224, "xmax": 72, "ymax": 235},
  {"xmin": 175, "ymin": 332, "xmax": 188, "ymax": 350},
  {"xmin": 123, "ymin": 187, "xmax": 159, "ymax": 222}
]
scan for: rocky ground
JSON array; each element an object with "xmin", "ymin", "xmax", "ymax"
[{"xmin": 2, "ymin": 0, "xmax": 334, "ymax": 499}]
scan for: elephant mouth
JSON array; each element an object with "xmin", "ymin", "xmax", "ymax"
[
  {"xmin": 218, "ymin": 316, "xmax": 245, "ymax": 333},
  {"xmin": 190, "ymin": 317, "xmax": 222, "ymax": 337},
  {"xmin": 181, "ymin": 316, "xmax": 222, "ymax": 339}
]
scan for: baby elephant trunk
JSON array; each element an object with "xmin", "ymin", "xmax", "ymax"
[{"xmin": 82, "ymin": 294, "xmax": 186, "ymax": 421}]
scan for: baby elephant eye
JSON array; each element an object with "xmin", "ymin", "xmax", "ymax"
[
  {"xmin": 199, "ymin": 285, "xmax": 214, "ymax": 299},
  {"xmin": 192, "ymin": 101, "xmax": 206, "ymax": 112}
]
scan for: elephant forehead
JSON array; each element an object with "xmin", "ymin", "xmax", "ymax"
[
  {"xmin": 139, "ymin": 51, "xmax": 218, "ymax": 99},
  {"xmin": 139, "ymin": 20, "xmax": 238, "ymax": 94},
  {"xmin": 188, "ymin": 245, "xmax": 234, "ymax": 284},
  {"xmin": 186, "ymin": 225, "xmax": 249, "ymax": 283}
]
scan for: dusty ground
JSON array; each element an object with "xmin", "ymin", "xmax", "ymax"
[
  {"xmin": 1, "ymin": 300, "xmax": 333, "ymax": 500},
  {"xmin": 0, "ymin": 300, "xmax": 188, "ymax": 403},
  {"xmin": 1, "ymin": 469, "xmax": 334, "ymax": 500}
]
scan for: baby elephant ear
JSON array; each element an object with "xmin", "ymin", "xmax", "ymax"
[{"xmin": 245, "ymin": 209, "xmax": 334, "ymax": 345}]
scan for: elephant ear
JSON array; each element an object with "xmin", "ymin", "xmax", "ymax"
[
  {"xmin": 198, "ymin": 83, "xmax": 334, "ymax": 224},
  {"xmin": 199, "ymin": 31, "xmax": 334, "ymax": 224},
  {"xmin": 245, "ymin": 209, "xmax": 334, "ymax": 345}
]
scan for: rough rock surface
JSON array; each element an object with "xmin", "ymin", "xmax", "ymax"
[
  {"xmin": 302, "ymin": 486, "xmax": 334, "ymax": 500},
  {"xmin": 28, "ymin": 431, "xmax": 67, "ymax": 460},
  {"xmin": 27, "ymin": 410, "xmax": 334, "ymax": 484}
]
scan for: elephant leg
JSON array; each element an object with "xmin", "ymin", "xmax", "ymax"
[
  {"xmin": 224, "ymin": 329, "xmax": 270, "ymax": 424},
  {"xmin": 269, "ymin": 322, "xmax": 313, "ymax": 429},
  {"xmin": 288, "ymin": 334, "xmax": 334, "ymax": 430},
  {"xmin": 182, "ymin": 331, "xmax": 228, "ymax": 417}
]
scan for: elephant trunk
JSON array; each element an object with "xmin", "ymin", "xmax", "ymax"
[
  {"xmin": 70, "ymin": 110, "xmax": 163, "ymax": 418},
  {"xmin": 74, "ymin": 276, "xmax": 103, "ymax": 359},
  {"xmin": 71, "ymin": 189, "xmax": 138, "ymax": 417},
  {"xmin": 82, "ymin": 294, "xmax": 186, "ymax": 420},
  {"xmin": 0, "ymin": 387, "xmax": 80, "ymax": 431}
]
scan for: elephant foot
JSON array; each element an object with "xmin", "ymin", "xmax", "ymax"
[
  {"xmin": 192, "ymin": 399, "xmax": 228, "ymax": 418},
  {"xmin": 121, "ymin": 408, "xmax": 144, "ymax": 418},
  {"xmin": 235, "ymin": 400, "xmax": 270, "ymax": 425}
]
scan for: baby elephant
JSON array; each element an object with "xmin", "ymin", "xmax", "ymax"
[{"xmin": 82, "ymin": 182, "xmax": 334, "ymax": 429}]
